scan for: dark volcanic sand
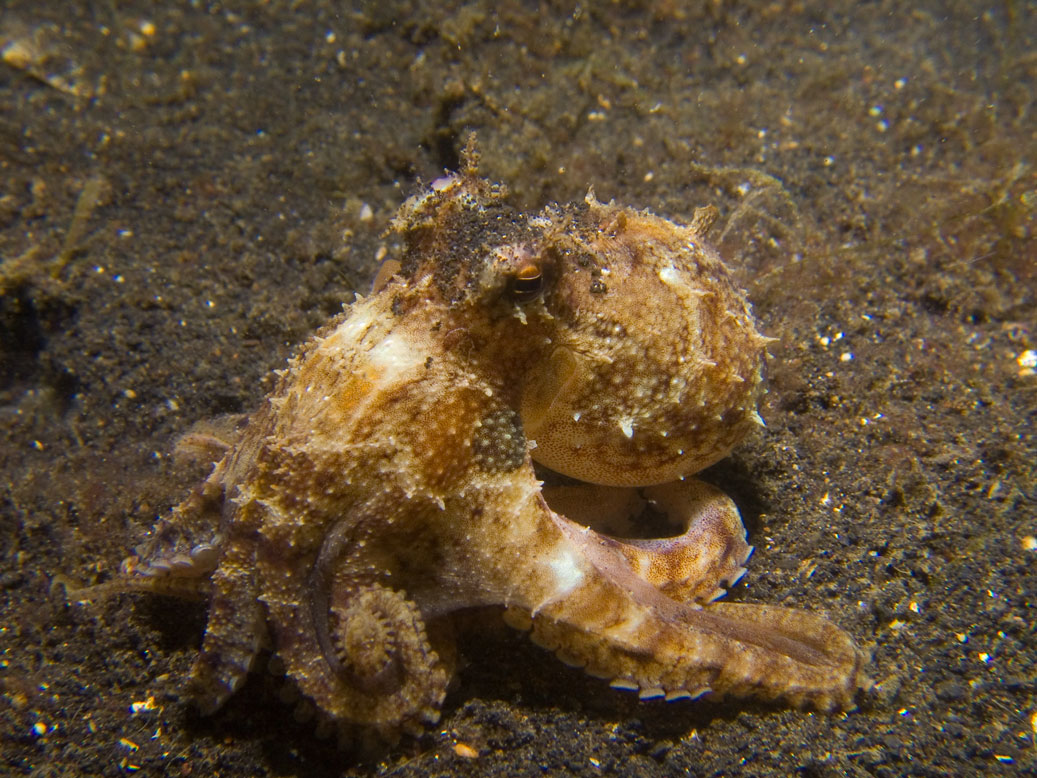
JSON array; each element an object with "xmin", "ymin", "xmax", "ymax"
[{"xmin": 1, "ymin": 2, "xmax": 1034, "ymax": 776}]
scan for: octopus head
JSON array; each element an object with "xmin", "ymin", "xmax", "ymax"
[{"xmin": 391, "ymin": 147, "xmax": 769, "ymax": 488}]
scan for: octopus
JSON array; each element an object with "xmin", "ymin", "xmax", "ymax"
[{"xmin": 76, "ymin": 138, "xmax": 866, "ymax": 741}]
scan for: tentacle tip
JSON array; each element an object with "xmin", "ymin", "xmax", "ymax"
[{"xmin": 54, "ymin": 575, "xmax": 133, "ymax": 604}]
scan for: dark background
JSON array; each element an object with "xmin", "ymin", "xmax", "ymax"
[{"xmin": 1, "ymin": 2, "xmax": 1034, "ymax": 776}]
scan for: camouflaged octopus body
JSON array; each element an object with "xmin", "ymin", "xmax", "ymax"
[{"xmin": 103, "ymin": 152, "xmax": 866, "ymax": 738}]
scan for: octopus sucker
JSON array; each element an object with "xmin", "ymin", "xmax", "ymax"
[{"xmin": 76, "ymin": 135, "xmax": 867, "ymax": 743}]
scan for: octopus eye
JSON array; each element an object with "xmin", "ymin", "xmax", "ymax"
[{"xmin": 511, "ymin": 262, "xmax": 544, "ymax": 303}]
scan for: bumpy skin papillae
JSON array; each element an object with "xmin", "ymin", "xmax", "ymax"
[{"xmin": 78, "ymin": 146, "xmax": 866, "ymax": 737}]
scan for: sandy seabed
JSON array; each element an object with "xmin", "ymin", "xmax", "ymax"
[{"xmin": 1, "ymin": 2, "xmax": 1034, "ymax": 776}]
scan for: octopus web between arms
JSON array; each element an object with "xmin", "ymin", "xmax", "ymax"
[{"xmin": 71, "ymin": 140, "xmax": 868, "ymax": 742}]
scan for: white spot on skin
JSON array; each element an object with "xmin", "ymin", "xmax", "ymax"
[
  {"xmin": 546, "ymin": 546, "xmax": 585, "ymax": 597},
  {"xmin": 331, "ymin": 304, "xmax": 377, "ymax": 346},
  {"xmin": 658, "ymin": 265, "xmax": 681, "ymax": 286},
  {"xmin": 619, "ymin": 418, "xmax": 634, "ymax": 438},
  {"xmin": 368, "ymin": 335, "xmax": 423, "ymax": 375},
  {"xmin": 430, "ymin": 174, "xmax": 459, "ymax": 192}
]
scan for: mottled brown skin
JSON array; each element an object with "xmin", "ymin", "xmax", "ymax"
[{"xmin": 77, "ymin": 146, "xmax": 867, "ymax": 740}]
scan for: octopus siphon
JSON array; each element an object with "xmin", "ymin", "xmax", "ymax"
[{"xmin": 75, "ymin": 139, "xmax": 867, "ymax": 741}]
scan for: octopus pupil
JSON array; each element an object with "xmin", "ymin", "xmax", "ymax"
[{"xmin": 511, "ymin": 265, "xmax": 543, "ymax": 302}]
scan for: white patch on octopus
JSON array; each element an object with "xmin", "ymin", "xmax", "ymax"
[
  {"xmin": 331, "ymin": 304, "xmax": 378, "ymax": 347},
  {"xmin": 619, "ymin": 417, "xmax": 634, "ymax": 439},
  {"xmin": 545, "ymin": 546, "xmax": 585, "ymax": 598},
  {"xmin": 657, "ymin": 264, "xmax": 681, "ymax": 286},
  {"xmin": 367, "ymin": 333, "xmax": 424, "ymax": 378}
]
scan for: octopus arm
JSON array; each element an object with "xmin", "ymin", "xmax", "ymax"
[
  {"xmin": 544, "ymin": 480, "xmax": 753, "ymax": 606},
  {"xmin": 187, "ymin": 529, "xmax": 266, "ymax": 714},
  {"xmin": 254, "ymin": 510, "xmax": 450, "ymax": 738},
  {"xmin": 527, "ymin": 589, "xmax": 865, "ymax": 710},
  {"xmin": 503, "ymin": 503, "xmax": 866, "ymax": 711}
]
